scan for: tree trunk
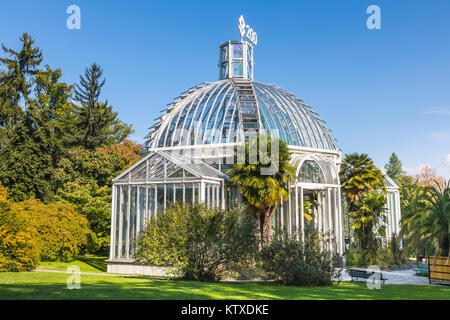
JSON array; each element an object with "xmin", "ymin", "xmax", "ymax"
[
  {"xmin": 260, "ymin": 207, "xmax": 273, "ymax": 247},
  {"xmin": 440, "ymin": 233, "xmax": 449, "ymax": 257}
]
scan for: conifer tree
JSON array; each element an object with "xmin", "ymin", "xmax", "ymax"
[
  {"xmin": 0, "ymin": 35, "xmax": 71, "ymax": 202},
  {"xmin": 0, "ymin": 103, "xmax": 56, "ymax": 202},
  {"xmin": 71, "ymin": 63, "xmax": 132, "ymax": 150},
  {"xmin": 384, "ymin": 152, "xmax": 406, "ymax": 181},
  {"xmin": 0, "ymin": 33, "xmax": 42, "ymax": 144}
]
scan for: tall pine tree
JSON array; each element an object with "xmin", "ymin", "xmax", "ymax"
[
  {"xmin": 71, "ymin": 63, "xmax": 132, "ymax": 150},
  {"xmin": 0, "ymin": 34, "xmax": 72, "ymax": 202},
  {"xmin": 0, "ymin": 102, "xmax": 57, "ymax": 202},
  {"xmin": 0, "ymin": 33, "xmax": 42, "ymax": 146},
  {"xmin": 384, "ymin": 152, "xmax": 406, "ymax": 181}
]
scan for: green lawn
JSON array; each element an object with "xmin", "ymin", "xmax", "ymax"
[
  {"xmin": 38, "ymin": 255, "xmax": 107, "ymax": 273},
  {"xmin": 0, "ymin": 271, "xmax": 449, "ymax": 300}
]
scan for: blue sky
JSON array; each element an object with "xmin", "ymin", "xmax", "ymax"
[{"xmin": 1, "ymin": 0, "xmax": 449, "ymax": 178}]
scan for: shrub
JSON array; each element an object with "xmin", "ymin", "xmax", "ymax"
[
  {"xmin": 55, "ymin": 181, "xmax": 111, "ymax": 253},
  {"xmin": 261, "ymin": 224, "xmax": 340, "ymax": 286},
  {"xmin": 344, "ymin": 245, "xmax": 368, "ymax": 267},
  {"xmin": 345, "ymin": 236, "xmax": 406, "ymax": 270},
  {"xmin": 0, "ymin": 183, "xmax": 40, "ymax": 272},
  {"xmin": 53, "ymin": 140, "xmax": 142, "ymax": 253},
  {"xmin": 11, "ymin": 199, "xmax": 91, "ymax": 261},
  {"xmin": 135, "ymin": 204, "xmax": 259, "ymax": 281}
]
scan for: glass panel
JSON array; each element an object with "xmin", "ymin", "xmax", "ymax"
[
  {"xmin": 283, "ymin": 200, "xmax": 290, "ymax": 231},
  {"xmin": 221, "ymin": 64, "xmax": 227, "ymax": 79},
  {"xmin": 139, "ymin": 187, "xmax": 146, "ymax": 232},
  {"xmin": 175, "ymin": 184, "xmax": 183, "ymax": 204},
  {"xmin": 166, "ymin": 184, "xmax": 174, "ymax": 207},
  {"xmin": 194, "ymin": 183, "xmax": 199, "ymax": 203},
  {"xmin": 185, "ymin": 183, "xmax": 193, "ymax": 204},
  {"xmin": 129, "ymin": 162, "xmax": 147, "ymax": 180},
  {"xmin": 232, "ymin": 62, "xmax": 244, "ymax": 77},
  {"xmin": 233, "ymin": 43, "xmax": 243, "ymax": 58},
  {"xmin": 299, "ymin": 160, "xmax": 325, "ymax": 184},
  {"xmin": 291, "ymin": 188, "xmax": 296, "ymax": 231},
  {"xmin": 207, "ymin": 184, "xmax": 211, "ymax": 207},
  {"xmin": 130, "ymin": 186, "xmax": 137, "ymax": 255},
  {"xmin": 114, "ymin": 186, "xmax": 121, "ymax": 258},
  {"xmin": 184, "ymin": 170, "xmax": 195, "ymax": 177},
  {"xmin": 121, "ymin": 186, "xmax": 129, "ymax": 258},
  {"xmin": 157, "ymin": 184, "xmax": 164, "ymax": 212},
  {"xmin": 168, "ymin": 168, "xmax": 183, "ymax": 178},
  {"xmin": 210, "ymin": 185, "xmax": 215, "ymax": 208},
  {"xmin": 148, "ymin": 186, "xmax": 155, "ymax": 218},
  {"xmin": 221, "ymin": 46, "xmax": 228, "ymax": 61}
]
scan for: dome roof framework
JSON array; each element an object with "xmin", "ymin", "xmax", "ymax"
[{"xmin": 145, "ymin": 79, "xmax": 338, "ymax": 152}]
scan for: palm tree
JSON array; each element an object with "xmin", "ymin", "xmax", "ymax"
[
  {"xmin": 347, "ymin": 190, "xmax": 387, "ymax": 259},
  {"xmin": 227, "ymin": 134, "xmax": 296, "ymax": 247},
  {"xmin": 401, "ymin": 180, "xmax": 450, "ymax": 258},
  {"xmin": 340, "ymin": 153, "xmax": 386, "ymax": 256},
  {"xmin": 340, "ymin": 153, "xmax": 385, "ymax": 201}
]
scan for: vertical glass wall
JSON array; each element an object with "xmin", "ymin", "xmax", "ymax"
[{"xmin": 111, "ymin": 180, "xmax": 224, "ymax": 260}]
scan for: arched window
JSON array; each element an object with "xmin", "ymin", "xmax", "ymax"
[{"xmin": 299, "ymin": 160, "xmax": 325, "ymax": 184}]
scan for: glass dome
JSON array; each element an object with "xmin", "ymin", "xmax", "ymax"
[{"xmin": 145, "ymin": 79, "xmax": 338, "ymax": 151}]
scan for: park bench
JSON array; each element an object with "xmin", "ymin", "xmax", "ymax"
[
  {"xmin": 413, "ymin": 263, "xmax": 429, "ymax": 276},
  {"xmin": 348, "ymin": 268, "xmax": 387, "ymax": 284}
]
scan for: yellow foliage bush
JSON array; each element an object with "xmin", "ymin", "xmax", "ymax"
[
  {"xmin": 11, "ymin": 199, "xmax": 91, "ymax": 261},
  {"xmin": 0, "ymin": 183, "xmax": 40, "ymax": 271}
]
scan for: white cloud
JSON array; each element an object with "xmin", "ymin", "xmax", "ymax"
[
  {"xmin": 405, "ymin": 161, "xmax": 450, "ymax": 180},
  {"xmin": 421, "ymin": 109, "xmax": 450, "ymax": 116},
  {"xmin": 441, "ymin": 154, "xmax": 450, "ymax": 179},
  {"xmin": 445, "ymin": 154, "xmax": 450, "ymax": 166},
  {"xmin": 405, "ymin": 163, "xmax": 429, "ymax": 176},
  {"xmin": 427, "ymin": 130, "xmax": 450, "ymax": 140}
]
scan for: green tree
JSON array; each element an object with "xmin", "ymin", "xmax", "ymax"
[
  {"xmin": 34, "ymin": 65, "xmax": 74, "ymax": 151},
  {"xmin": 401, "ymin": 180, "xmax": 450, "ymax": 257},
  {"xmin": 71, "ymin": 63, "xmax": 132, "ymax": 150},
  {"xmin": 54, "ymin": 140, "xmax": 141, "ymax": 252},
  {"xmin": 55, "ymin": 181, "xmax": 111, "ymax": 252},
  {"xmin": 340, "ymin": 153, "xmax": 385, "ymax": 201},
  {"xmin": 0, "ymin": 35, "xmax": 74, "ymax": 202},
  {"xmin": 227, "ymin": 135, "xmax": 296, "ymax": 246},
  {"xmin": 347, "ymin": 190, "xmax": 387, "ymax": 261},
  {"xmin": 0, "ymin": 33, "xmax": 42, "ymax": 145},
  {"xmin": 396, "ymin": 174, "xmax": 422, "ymax": 219},
  {"xmin": 0, "ymin": 102, "xmax": 58, "ymax": 202},
  {"xmin": 340, "ymin": 153, "xmax": 386, "ymax": 257},
  {"xmin": 384, "ymin": 152, "xmax": 406, "ymax": 181}
]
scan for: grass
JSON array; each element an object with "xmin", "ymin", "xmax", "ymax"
[
  {"xmin": 0, "ymin": 271, "xmax": 449, "ymax": 300},
  {"xmin": 38, "ymin": 255, "xmax": 107, "ymax": 273}
]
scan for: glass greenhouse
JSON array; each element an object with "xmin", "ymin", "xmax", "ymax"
[{"xmin": 107, "ymin": 40, "xmax": 401, "ymax": 275}]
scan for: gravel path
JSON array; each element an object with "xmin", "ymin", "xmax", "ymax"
[
  {"xmin": 34, "ymin": 268, "xmax": 431, "ymax": 285},
  {"xmin": 338, "ymin": 268, "xmax": 430, "ymax": 285}
]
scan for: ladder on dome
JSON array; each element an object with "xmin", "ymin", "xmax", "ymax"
[{"xmin": 233, "ymin": 79, "xmax": 261, "ymax": 138}]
